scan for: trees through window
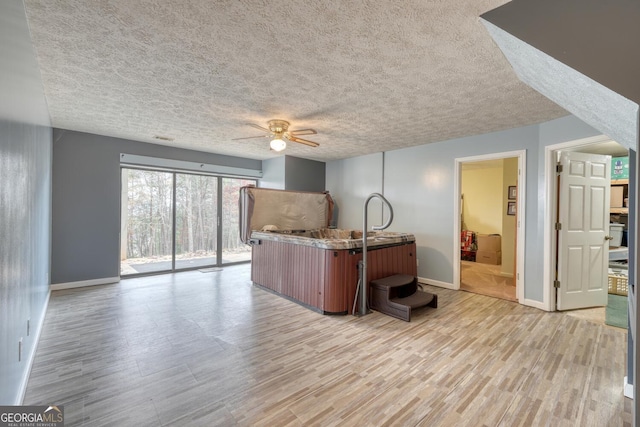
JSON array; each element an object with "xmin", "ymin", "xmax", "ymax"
[{"xmin": 121, "ymin": 168, "xmax": 254, "ymax": 276}]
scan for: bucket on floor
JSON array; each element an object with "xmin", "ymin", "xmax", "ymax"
[{"xmin": 610, "ymin": 224, "xmax": 624, "ymax": 247}]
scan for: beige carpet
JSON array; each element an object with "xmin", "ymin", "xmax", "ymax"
[{"xmin": 460, "ymin": 260, "xmax": 516, "ymax": 302}]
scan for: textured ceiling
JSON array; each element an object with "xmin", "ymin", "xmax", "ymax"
[{"xmin": 23, "ymin": 0, "xmax": 567, "ymax": 162}]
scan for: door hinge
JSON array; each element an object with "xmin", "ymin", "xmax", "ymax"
[
  {"xmin": 556, "ymin": 164, "xmax": 563, "ymax": 173},
  {"xmin": 555, "ymin": 223, "xmax": 562, "ymax": 231},
  {"xmin": 554, "ymin": 280, "xmax": 561, "ymax": 288}
]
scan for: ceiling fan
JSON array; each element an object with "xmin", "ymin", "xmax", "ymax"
[{"xmin": 232, "ymin": 119, "xmax": 319, "ymax": 152}]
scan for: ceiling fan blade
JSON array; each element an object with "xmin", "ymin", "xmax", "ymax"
[
  {"xmin": 287, "ymin": 135, "xmax": 319, "ymax": 147},
  {"xmin": 247, "ymin": 123, "xmax": 271, "ymax": 133},
  {"xmin": 289, "ymin": 128, "xmax": 317, "ymax": 136},
  {"xmin": 231, "ymin": 135, "xmax": 269, "ymax": 141}
]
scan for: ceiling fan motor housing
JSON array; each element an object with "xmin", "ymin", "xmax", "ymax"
[
  {"xmin": 268, "ymin": 120, "xmax": 289, "ymax": 134},
  {"xmin": 233, "ymin": 119, "xmax": 319, "ymax": 148}
]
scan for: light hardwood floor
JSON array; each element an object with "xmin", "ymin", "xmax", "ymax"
[
  {"xmin": 25, "ymin": 264, "xmax": 631, "ymax": 426},
  {"xmin": 460, "ymin": 261, "xmax": 613, "ymax": 329}
]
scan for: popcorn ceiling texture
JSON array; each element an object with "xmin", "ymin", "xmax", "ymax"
[{"xmin": 23, "ymin": 0, "xmax": 566, "ymax": 161}]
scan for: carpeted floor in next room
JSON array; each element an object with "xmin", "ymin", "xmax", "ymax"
[{"xmin": 460, "ymin": 260, "xmax": 516, "ymax": 302}]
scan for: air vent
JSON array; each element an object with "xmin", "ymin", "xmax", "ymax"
[{"xmin": 153, "ymin": 135, "xmax": 174, "ymax": 142}]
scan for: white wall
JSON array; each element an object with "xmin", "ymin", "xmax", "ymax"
[{"xmin": 327, "ymin": 115, "xmax": 601, "ymax": 304}]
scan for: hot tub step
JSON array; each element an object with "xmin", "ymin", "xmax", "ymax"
[
  {"xmin": 390, "ymin": 292, "xmax": 436, "ymax": 309},
  {"xmin": 369, "ymin": 274, "xmax": 437, "ymax": 322}
]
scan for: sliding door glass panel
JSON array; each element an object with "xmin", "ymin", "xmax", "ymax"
[
  {"xmin": 121, "ymin": 168, "xmax": 174, "ymax": 276},
  {"xmin": 175, "ymin": 174, "xmax": 218, "ymax": 269},
  {"xmin": 222, "ymin": 178, "xmax": 255, "ymax": 263}
]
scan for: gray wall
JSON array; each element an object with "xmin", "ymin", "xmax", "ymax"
[
  {"xmin": 51, "ymin": 129, "xmax": 261, "ymax": 284},
  {"xmin": 284, "ymin": 156, "xmax": 326, "ymax": 192},
  {"xmin": 481, "ymin": 0, "xmax": 640, "ymax": 105},
  {"xmin": 260, "ymin": 157, "xmax": 286, "ymax": 189},
  {"xmin": 326, "ymin": 115, "xmax": 600, "ymax": 303},
  {"xmin": 259, "ymin": 155, "xmax": 326, "ymax": 192},
  {"xmin": 0, "ymin": 0, "xmax": 52, "ymax": 404}
]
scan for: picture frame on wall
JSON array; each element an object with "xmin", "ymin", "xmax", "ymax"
[
  {"xmin": 508, "ymin": 185, "xmax": 517, "ymax": 200},
  {"xmin": 507, "ymin": 201, "xmax": 516, "ymax": 216}
]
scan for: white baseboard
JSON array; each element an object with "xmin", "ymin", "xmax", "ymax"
[
  {"xmin": 624, "ymin": 376, "xmax": 633, "ymax": 399},
  {"xmin": 417, "ymin": 277, "xmax": 456, "ymax": 290},
  {"xmin": 17, "ymin": 289, "xmax": 50, "ymax": 404},
  {"xmin": 51, "ymin": 276, "xmax": 120, "ymax": 290}
]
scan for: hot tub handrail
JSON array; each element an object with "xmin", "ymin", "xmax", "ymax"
[{"xmin": 356, "ymin": 193, "xmax": 394, "ymax": 316}]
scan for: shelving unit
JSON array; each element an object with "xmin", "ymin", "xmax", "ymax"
[
  {"xmin": 610, "ymin": 207, "xmax": 628, "ymax": 214},
  {"xmin": 610, "ymin": 176, "xmax": 628, "ymax": 251},
  {"xmin": 610, "ymin": 178, "xmax": 628, "ymax": 215}
]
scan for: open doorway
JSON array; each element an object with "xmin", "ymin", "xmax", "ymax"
[
  {"xmin": 453, "ymin": 151, "xmax": 526, "ymax": 303},
  {"xmin": 544, "ymin": 136, "xmax": 630, "ymax": 325}
]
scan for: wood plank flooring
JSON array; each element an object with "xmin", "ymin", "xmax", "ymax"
[{"xmin": 24, "ymin": 264, "xmax": 631, "ymax": 426}]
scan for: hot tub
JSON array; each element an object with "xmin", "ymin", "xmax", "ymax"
[{"xmin": 240, "ymin": 187, "xmax": 417, "ymax": 314}]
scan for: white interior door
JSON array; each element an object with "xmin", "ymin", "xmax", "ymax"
[{"xmin": 557, "ymin": 151, "xmax": 611, "ymax": 310}]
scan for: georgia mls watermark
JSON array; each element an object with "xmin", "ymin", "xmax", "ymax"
[{"xmin": 0, "ymin": 406, "xmax": 64, "ymax": 427}]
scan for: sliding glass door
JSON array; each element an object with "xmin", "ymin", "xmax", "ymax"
[
  {"xmin": 175, "ymin": 174, "xmax": 218, "ymax": 269},
  {"xmin": 121, "ymin": 168, "xmax": 255, "ymax": 276},
  {"xmin": 121, "ymin": 169, "xmax": 174, "ymax": 275}
]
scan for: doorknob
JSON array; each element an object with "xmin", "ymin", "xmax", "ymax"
[{"xmin": 605, "ymin": 235, "xmax": 614, "ymax": 241}]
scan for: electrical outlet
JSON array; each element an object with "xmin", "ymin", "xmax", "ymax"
[{"xmin": 416, "ymin": 259, "xmax": 420, "ymax": 266}]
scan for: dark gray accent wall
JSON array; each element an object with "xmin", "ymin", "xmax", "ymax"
[
  {"xmin": 482, "ymin": 1, "xmax": 639, "ymax": 152},
  {"xmin": 481, "ymin": 0, "xmax": 640, "ymax": 104},
  {"xmin": 259, "ymin": 155, "xmax": 326, "ymax": 192},
  {"xmin": 51, "ymin": 129, "xmax": 262, "ymax": 284},
  {"xmin": 1, "ymin": 1, "xmax": 52, "ymax": 405},
  {"xmin": 284, "ymin": 156, "xmax": 326, "ymax": 192}
]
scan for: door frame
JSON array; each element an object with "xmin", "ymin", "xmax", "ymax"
[
  {"xmin": 543, "ymin": 134, "xmax": 613, "ymax": 311},
  {"xmin": 453, "ymin": 150, "xmax": 526, "ymax": 303}
]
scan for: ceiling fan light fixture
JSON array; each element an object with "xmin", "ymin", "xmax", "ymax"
[
  {"xmin": 233, "ymin": 120, "xmax": 318, "ymax": 150},
  {"xmin": 270, "ymin": 138, "xmax": 286, "ymax": 152}
]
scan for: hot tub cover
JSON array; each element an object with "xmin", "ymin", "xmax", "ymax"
[{"xmin": 239, "ymin": 186, "xmax": 334, "ymax": 243}]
